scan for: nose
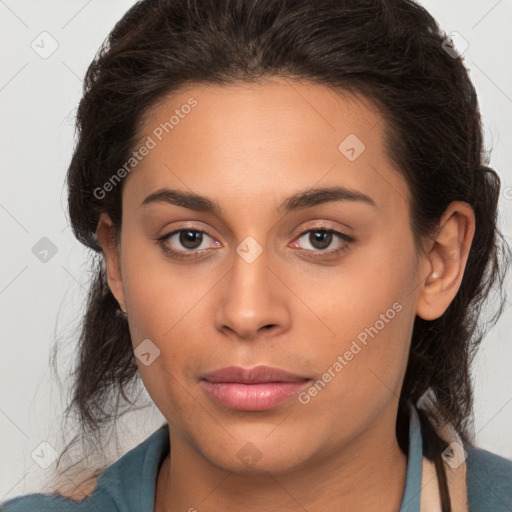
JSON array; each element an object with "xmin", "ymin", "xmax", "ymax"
[{"xmin": 213, "ymin": 246, "xmax": 291, "ymax": 342}]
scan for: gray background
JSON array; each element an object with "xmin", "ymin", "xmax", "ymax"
[{"xmin": 1, "ymin": 0, "xmax": 511, "ymax": 500}]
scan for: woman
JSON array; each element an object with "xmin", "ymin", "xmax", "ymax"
[{"xmin": 2, "ymin": 0, "xmax": 511, "ymax": 511}]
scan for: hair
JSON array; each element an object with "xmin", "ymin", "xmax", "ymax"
[{"xmin": 51, "ymin": 0, "xmax": 510, "ymax": 509}]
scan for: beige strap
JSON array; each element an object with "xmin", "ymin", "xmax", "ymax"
[{"xmin": 420, "ymin": 441, "xmax": 468, "ymax": 511}]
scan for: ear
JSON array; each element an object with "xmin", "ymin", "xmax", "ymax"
[
  {"xmin": 96, "ymin": 212, "xmax": 125, "ymax": 311},
  {"xmin": 416, "ymin": 201, "xmax": 475, "ymax": 321}
]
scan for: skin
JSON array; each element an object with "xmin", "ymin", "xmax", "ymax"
[{"xmin": 96, "ymin": 78, "xmax": 475, "ymax": 512}]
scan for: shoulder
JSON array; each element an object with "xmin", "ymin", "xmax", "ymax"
[
  {"xmin": 0, "ymin": 463, "xmax": 108, "ymax": 511},
  {"xmin": 0, "ymin": 475, "xmax": 113, "ymax": 512},
  {"xmin": 0, "ymin": 423, "xmax": 170, "ymax": 512},
  {"xmin": 465, "ymin": 444, "xmax": 512, "ymax": 511},
  {"xmin": 0, "ymin": 490, "xmax": 107, "ymax": 511}
]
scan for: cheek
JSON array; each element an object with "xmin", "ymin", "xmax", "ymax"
[
  {"xmin": 311, "ymin": 301, "xmax": 412, "ymax": 409},
  {"xmin": 120, "ymin": 231, "xmax": 213, "ymax": 340},
  {"xmin": 119, "ymin": 239, "xmax": 220, "ymax": 398},
  {"xmin": 295, "ymin": 238, "xmax": 417, "ymax": 408},
  {"xmin": 122, "ymin": 264, "xmax": 208, "ymax": 422}
]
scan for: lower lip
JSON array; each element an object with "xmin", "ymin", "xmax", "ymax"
[{"xmin": 200, "ymin": 380, "xmax": 311, "ymax": 410}]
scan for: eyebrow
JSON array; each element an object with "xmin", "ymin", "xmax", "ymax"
[{"xmin": 140, "ymin": 185, "xmax": 377, "ymax": 215}]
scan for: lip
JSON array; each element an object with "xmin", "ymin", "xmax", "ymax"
[
  {"xmin": 200, "ymin": 365, "xmax": 312, "ymax": 411},
  {"xmin": 202, "ymin": 365, "xmax": 309, "ymax": 384}
]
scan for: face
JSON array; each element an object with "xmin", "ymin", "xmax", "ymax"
[{"xmin": 98, "ymin": 78, "xmax": 431, "ymax": 474}]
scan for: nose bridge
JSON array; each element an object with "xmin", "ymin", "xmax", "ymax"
[{"xmin": 214, "ymin": 237, "xmax": 290, "ymax": 339}]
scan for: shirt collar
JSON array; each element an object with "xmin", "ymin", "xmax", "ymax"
[
  {"xmin": 98, "ymin": 406, "xmax": 455, "ymax": 512},
  {"xmin": 398, "ymin": 405, "xmax": 424, "ymax": 511}
]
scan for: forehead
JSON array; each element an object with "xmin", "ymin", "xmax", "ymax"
[{"xmin": 125, "ymin": 78, "xmax": 410, "ymax": 218}]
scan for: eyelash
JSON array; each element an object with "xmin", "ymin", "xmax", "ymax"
[{"xmin": 153, "ymin": 225, "xmax": 354, "ymax": 261}]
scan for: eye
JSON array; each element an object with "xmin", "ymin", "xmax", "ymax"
[
  {"xmin": 155, "ymin": 228, "xmax": 220, "ymax": 260},
  {"xmin": 154, "ymin": 225, "xmax": 354, "ymax": 261},
  {"xmin": 291, "ymin": 226, "xmax": 354, "ymax": 258}
]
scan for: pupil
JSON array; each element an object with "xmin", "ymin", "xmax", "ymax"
[
  {"xmin": 180, "ymin": 230, "xmax": 202, "ymax": 249},
  {"xmin": 312, "ymin": 230, "xmax": 331, "ymax": 250}
]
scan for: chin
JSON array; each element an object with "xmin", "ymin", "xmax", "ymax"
[{"xmin": 196, "ymin": 431, "xmax": 316, "ymax": 476}]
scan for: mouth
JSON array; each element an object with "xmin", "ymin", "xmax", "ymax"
[{"xmin": 200, "ymin": 365, "xmax": 312, "ymax": 411}]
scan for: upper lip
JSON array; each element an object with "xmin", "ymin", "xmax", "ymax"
[{"xmin": 201, "ymin": 365, "xmax": 310, "ymax": 384}]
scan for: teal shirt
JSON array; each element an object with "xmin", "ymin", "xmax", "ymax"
[{"xmin": 1, "ymin": 409, "xmax": 511, "ymax": 511}]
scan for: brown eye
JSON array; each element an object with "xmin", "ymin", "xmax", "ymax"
[
  {"xmin": 155, "ymin": 228, "xmax": 221, "ymax": 260},
  {"xmin": 178, "ymin": 230, "xmax": 204, "ymax": 250},
  {"xmin": 293, "ymin": 227, "xmax": 354, "ymax": 258},
  {"xmin": 294, "ymin": 228, "xmax": 352, "ymax": 253},
  {"xmin": 307, "ymin": 230, "xmax": 334, "ymax": 250}
]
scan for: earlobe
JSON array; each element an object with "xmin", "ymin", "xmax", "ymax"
[
  {"xmin": 96, "ymin": 212, "xmax": 125, "ymax": 310},
  {"xmin": 416, "ymin": 201, "xmax": 475, "ymax": 321}
]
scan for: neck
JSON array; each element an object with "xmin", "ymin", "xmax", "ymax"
[{"xmin": 155, "ymin": 412, "xmax": 408, "ymax": 512}]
